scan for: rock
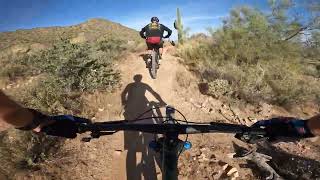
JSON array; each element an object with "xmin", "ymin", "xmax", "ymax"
[
  {"xmin": 70, "ymin": 32, "xmax": 88, "ymax": 44},
  {"xmin": 127, "ymin": 40, "xmax": 135, "ymax": 46},
  {"xmin": 98, "ymin": 108, "xmax": 104, "ymax": 112},
  {"xmin": 222, "ymin": 163, "xmax": 229, "ymax": 170},
  {"xmin": 209, "ymin": 159, "xmax": 219, "ymax": 164},
  {"xmin": 227, "ymin": 167, "xmax": 238, "ymax": 176},
  {"xmin": 210, "ymin": 154, "xmax": 216, "ymax": 159},
  {"xmin": 28, "ymin": 43, "xmax": 48, "ymax": 54},
  {"xmin": 193, "ymin": 149, "xmax": 201, "ymax": 157},
  {"xmin": 114, "ymin": 150, "xmax": 122, "ymax": 156},
  {"xmin": 200, "ymin": 147, "xmax": 207, "ymax": 153},
  {"xmin": 213, "ymin": 170, "xmax": 223, "ymax": 179},
  {"xmin": 89, "ymin": 153, "xmax": 97, "ymax": 159},
  {"xmin": 201, "ymin": 98, "xmax": 209, "ymax": 108},
  {"xmin": 198, "ymin": 82, "xmax": 209, "ymax": 95},
  {"xmin": 227, "ymin": 153, "xmax": 236, "ymax": 158},
  {"xmin": 10, "ymin": 44, "xmax": 30, "ymax": 54},
  {"xmin": 309, "ymin": 136, "xmax": 319, "ymax": 143},
  {"xmin": 198, "ymin": 153, "xmax": 209, "ymax": 163},
  {"xmin": 193, "ymin": 102, "xmax": 202, "ymax": 108},
  {"xmin": 231, "ymin": 172, "xmax": 240, "ymax": 180},
  {"xmin": 247, "ymin": 118, "xmax": 257, "ymax": 125}
]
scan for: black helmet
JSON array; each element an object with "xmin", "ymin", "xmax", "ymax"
[{"xmin": 151, "ymin": 17, "xmax": 159, "ymax": 22}]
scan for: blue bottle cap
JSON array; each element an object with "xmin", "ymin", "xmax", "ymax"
[{"xmin": 184, "ymin": 141, "xmax": 192, "ymax": 150}]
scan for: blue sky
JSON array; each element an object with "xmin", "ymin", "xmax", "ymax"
[{"xmin": 0, "ymin": 0, "xmax": 271, "ymax": 36}]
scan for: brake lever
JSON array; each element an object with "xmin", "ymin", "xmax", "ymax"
[
  {"xmin": 78, "ymin": 120, "xmax": 129, "ymax": 133},
  {"xmin": 81, "ymin": 131, "xmax": 117, "ymax": 142},
  {"xmin": 235, "ymin": 131, "xmax": 269, "ymax": 144}
]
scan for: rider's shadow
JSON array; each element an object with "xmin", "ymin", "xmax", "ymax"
[{"xmin": 121, "ymin": 74, "xmax": 165, "ymax": 180}]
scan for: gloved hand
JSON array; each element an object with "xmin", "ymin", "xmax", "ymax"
[
  {"xmin": 40, "ymin": 115, "xmax": 90, "ymax": 139},
  {"xmin": 252, "ymin": 117, "xmax": 314, "ymax": 139}
]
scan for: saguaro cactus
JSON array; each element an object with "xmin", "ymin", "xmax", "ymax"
[{"xmin": 174, "ymin": 8, "xmax": 184, "ymax": 44}]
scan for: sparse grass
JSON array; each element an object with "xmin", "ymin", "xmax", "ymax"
[
  {"xmin": 178, "ymin": 41, "xmax": 320, "ymax": 105},
  {"xmin": 176, "ymin": 70, "xmax": 192, "ymax": 88},
  {"xmin": 0, "ymin": 36, "xmax": 129, "ymax": 177},
  {"xmin": 1, "ymin": 37, "xmax": 124, "ymax": 112},
  {"xmin": 0, "ymin": 18, "xmax": 141, "ymax": 50},
  {"xmin": 0, "ymin": 18, "xmax": 143, "ymax": 178},
  {"xmin": 0, "ymin": 129, "xmax": 63, "ymax": 177},
  {"xmin": 177, "ymin": 32, "xmax": 320, "ymax": 107}
]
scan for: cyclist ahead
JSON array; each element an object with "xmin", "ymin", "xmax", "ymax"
[{"xmin": 139, "ymin": 17, "xmax": 172, "ymax": 65}]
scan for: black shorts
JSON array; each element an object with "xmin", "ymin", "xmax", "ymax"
[{"xmin": 146, "ymin": 40, "xmax": 164, "ymax": 50}]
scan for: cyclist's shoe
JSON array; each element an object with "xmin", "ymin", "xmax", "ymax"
[
  {"xmin": 158, "ymin": 59, "xmax": 162, "ymax": 65},
  {"xmin": 146, "ymin": 58, "xmax": 151, "ymax": 68}
]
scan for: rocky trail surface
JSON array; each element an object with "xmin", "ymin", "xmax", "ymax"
[{"xmin": 5, "ymin": 47, "xmax": 320, "ymax": 180}]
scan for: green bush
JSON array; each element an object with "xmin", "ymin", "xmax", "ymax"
[
  {"xmin": 0, "ymin": 129, "xmax": 63, "ymax": 177},
  {"xmin": 1, "ymin": 38, "xmax": 123, "ymax": 114},
  {"xmin": 0, "ymin": 37, "xmax": 125, "ymax": 176},
  {"xmin": 177, "ymin": 6, "xmax": 320, "ymax": 106}
]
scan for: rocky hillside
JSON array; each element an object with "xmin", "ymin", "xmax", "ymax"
[
  {"xmin": 0, "ymin": 18, "xmax": 145, "ymax": 179},
  {"xmin": 0, "ymin": 18, "xmax": 141, "ymax": 57}
]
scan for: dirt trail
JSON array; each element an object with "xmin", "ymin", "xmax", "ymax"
[
  {"xmin": 107, "ymin": 50, "xmax": 226, "ymax": 180},
  {"xmin": 27, "ymin": 48, "xmax": 320, "ymax": 180},
  {"xmin": 43, "ymin": 50, "xmax": 239, "ymax": 180},
  {"xmin": 69, "ymin": 49, "xmax": 275, "ymax": 180}
]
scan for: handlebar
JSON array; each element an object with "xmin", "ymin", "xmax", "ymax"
[
  {"xmin": 77, "ymin": 119, "xmax": 267, "ymax": 143},
  {"xmin": 79, "ymin": 121, "xmax": 263, "ymax": 134}
]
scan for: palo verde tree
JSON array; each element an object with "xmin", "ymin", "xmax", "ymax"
[{"xmin": 268, "ymin": 0, "xmax": 320, "ymax": 42}]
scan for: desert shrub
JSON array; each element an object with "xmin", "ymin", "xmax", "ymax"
[
  {"xmin": 0, "ymin": 37, "xmax": 125, "ymax": 176},
  {"xmin": 0, "ymin": 19, "xmax": 143, "ymax": 178},
  {"xmin": 177, "ymin": 5, "xmax": 320, "ymax": 106},
  {"xmin": 0, "ymin": 129, "xmax": 63, "ymax": 177},
  {"xmin": 1, "ymin": 38, "xmax": 123, "ymax": 113}
]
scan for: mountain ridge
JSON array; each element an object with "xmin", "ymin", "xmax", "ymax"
[{"xmin": 0, "ymin": 18, "xmax": 140, "ymax": 54}]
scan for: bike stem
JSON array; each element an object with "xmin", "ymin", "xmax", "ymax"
[{"xmin": 161, "ymin": 106, "xmax": 185, "ymax": 180}]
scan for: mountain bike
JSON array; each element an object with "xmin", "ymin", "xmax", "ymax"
[
  {"xmin": 147, "ymin": 42, "xmax": 161, "ymax": 79},
  {"xmin": 77, "ymin": 105, "xmax": 267, "ymax": 180},
  {"xmin": 145, "ymin": 37, "xmax": 175, "ymax": 79}
]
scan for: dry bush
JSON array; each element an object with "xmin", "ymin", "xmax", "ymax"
[
  {"xmin": 176, "ymin": 70, "xmax": 192, "ymax": 88},
  {"xmin": 176, "ymin": 5, "xmax": 320, "ymax": 107},
  {"xmin": 0, "ymin": 129, "xmax": 63, "ymax": 177},
  {"xmin": 0, "ymin": 36, "xmax": 128, "ymax": 177}
]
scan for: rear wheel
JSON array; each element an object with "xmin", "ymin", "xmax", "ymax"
[{"xmin": 150, "ymin": 50, "xmax": 158, "ymax": 79}]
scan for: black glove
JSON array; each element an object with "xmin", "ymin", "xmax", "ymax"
[
  {"xmin": 252, "ymin": 117, "xmax": 314, "ymax": 139},
  {"xmin": 41, "ymin": 115, "xmax": 90, "ymax": 138}
]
